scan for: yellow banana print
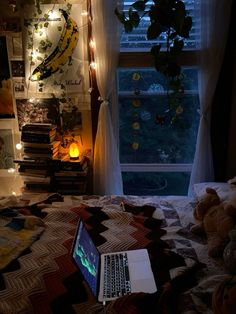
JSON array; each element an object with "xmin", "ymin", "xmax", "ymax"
[{"xmin": 31, "ymin": 9, "xmax": 79, "ymax": 81}]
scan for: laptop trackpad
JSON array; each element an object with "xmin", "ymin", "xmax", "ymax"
[
  {"xmin": 129, "ymin": 261, "xmax": 157, "ymax": 293},
  {"xmin": 130, "ymin": 261, "xmax": 152, "ymax": 279}
]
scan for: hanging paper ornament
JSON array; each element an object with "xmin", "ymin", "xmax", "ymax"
[
  {"xmin": 132, "ymin": 99, "xmax": 141, "ymax": 108},
  {"xmin": 132, "ymin": 72, "xmax": 141, "ymax": 80},
  {"xmin": 132, "ymin": 142, "xmax": 139, "ymax": 150},
  {"xmin": 132, "ymin": 122, "xmax": 140, "ymax": 130}
]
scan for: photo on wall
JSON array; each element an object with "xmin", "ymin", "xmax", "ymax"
[
  {"xmin": 11, "ymin": 60, "xmax": 25, "ymax": 77},
  {"xmin": 0, "ymin": 36, "xmax": 14, "ymax": 118},
  {"xmin": 16, "ymin": 98, "xmax": 61, "ymax": 130},
  {"xmin": 0, "ymin": 129, "xmax": 15, "ymax": 169},
  {"xmin": 59, "ymin": 98, "xmax": 82, "ymax": 132},
  {"xmin": 13, "ymin": 78, "xmax": 25, "ymax": 97},
  {"xmin": 12, "ymin": 35, "xmax": 23, "ymax": 58}
]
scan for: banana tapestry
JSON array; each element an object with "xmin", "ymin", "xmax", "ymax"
[
  {"xmin": 31, "ymin": 9, "xmax": 79, "ymax": 82},
  {"xmin": 23, "ymin": 4, "xmax": 89, "ymax": 97}
]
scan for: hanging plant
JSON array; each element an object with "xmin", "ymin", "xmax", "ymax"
[{"xmin": 115, "ymin": 0, "xmax": 193, "ymax": 126}]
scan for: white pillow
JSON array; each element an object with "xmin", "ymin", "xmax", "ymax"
[{"xmin": 193, "ymin": 182, "xmax": 236, "ymax": 201}]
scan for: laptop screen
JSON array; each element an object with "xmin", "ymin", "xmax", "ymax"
[{"xmin": 72, "ymin": 220, "xmax": 100, "ymax": 297}]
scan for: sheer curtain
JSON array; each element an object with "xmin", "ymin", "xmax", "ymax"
[
  {"xmin": 188, "ymin": 0, "xmax": 233, "ymax": 195},
  {"xmin": 91, "ymin": 0, "xmax": 123, "ymax": 195}
]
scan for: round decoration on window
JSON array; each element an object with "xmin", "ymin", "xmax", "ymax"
[
  {"xmin": 176, "ymin": 105, "xmax": 183, "ymax": 115},
  {"xmin": 132, "ymin": 122, "xmax": 140, "ymax": 130},
  {"xmin": 132, "ymin": 142, "xmax": 139, "ymax": 150},
  {"xmin": 132, "ymin": 99, "xmax": 141, "ymax": 108},
  {"xmin": 132, "ymin": 72, "xmax": 141, "ymax": 81}
]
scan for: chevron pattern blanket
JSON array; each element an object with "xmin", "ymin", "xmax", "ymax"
[{"xmin": 0, "ymin": 195, "xmax": 217, "ymax": 314}]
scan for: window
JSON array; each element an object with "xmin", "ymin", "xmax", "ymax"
[{"xmin": 117, "ymin": 0, "xmax": 200, "ymax": 195}]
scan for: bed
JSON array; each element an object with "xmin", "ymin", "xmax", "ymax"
[{"xmin": 0, "ymin": 184, "xmax": 234, "ymax": 314}]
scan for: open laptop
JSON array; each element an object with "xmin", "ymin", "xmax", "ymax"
[{"xmin": 71, "ymin": 219, "xmax": 157, "ymax": 302}]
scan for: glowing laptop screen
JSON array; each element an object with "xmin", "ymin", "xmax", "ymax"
[{"xmin": 72, "ymin": 221, "xmax": 100, "ymax": 296}]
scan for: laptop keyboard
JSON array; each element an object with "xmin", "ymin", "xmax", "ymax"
[{"xmin": 103, "ymin": 253, "xmax": 131, "ymax": 298}]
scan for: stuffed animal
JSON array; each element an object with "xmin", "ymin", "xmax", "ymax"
[
  {"xmin": 223, "ymin": 227, "xmax": 236, "ymax": 274},
  {"xmin": 212, "ymin": 275, "xmax": 236, "ymax": 313},
  {"xmin": 191, "ymin": 187, "xmax": 236, "ymax": 258}
]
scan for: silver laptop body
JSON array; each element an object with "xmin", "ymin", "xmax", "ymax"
[{"xmin": 72, "ymin": 219, "xmax": 157, "ymax": 302}]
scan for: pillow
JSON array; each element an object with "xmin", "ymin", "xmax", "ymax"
[{"xmin": 193, "ymin": 182, "xmax": 236, "ymax": 201}]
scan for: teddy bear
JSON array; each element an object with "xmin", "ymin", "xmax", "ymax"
[
  {"xmin": 223, "ymin": 227, "xmax": 236, "ymax": 274},
  {"xmin": 191, "ymin": 187, "xmax": 236, "ymax": 258}
]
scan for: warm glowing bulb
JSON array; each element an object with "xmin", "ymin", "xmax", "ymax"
[
  {"xmin": 89, "ymin": 39, "xmax": 95, "ymax": 49},
  {"xmin": 12, "ymin": 191, "xmax": 16, "ymax": 196},
  {"xmin": 81, "ymin": 10, "xmax": 88, "ymax": 16},
  {"xmin": 8, "ymin": 168, "xmax": 15, "ymax": 173},
  {"xmin": 90, "ymin": 62, "xmax": 96, "ymax": 69},
  {"xmin": 48, "ymin": 10, "xmax": 58, "ymax": 19},
  {"xmin": 31, "ymin": 50, "xmax": 38, "ymax": 59},
  {"xmin": 16, "ymin": 143, "xmax": 22, "ymax": 150}
]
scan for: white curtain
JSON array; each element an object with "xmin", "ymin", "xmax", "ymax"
[
  {"xmin": 188, "ymin": 0, "xmax": 233, "ymax": 195},
  {"xmin": 92, "ymin": 0, "xmax": 123, "ymax": 195}
]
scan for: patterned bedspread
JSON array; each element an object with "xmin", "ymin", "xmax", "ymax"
[{"xmin": 0, "ymin": 194, "xmax": 225, "ymax": 314}]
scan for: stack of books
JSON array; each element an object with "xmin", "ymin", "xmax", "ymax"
[
  {"xmin": 52, "ymin": 156, "xmax": 90, "ymax": 195},
  {"xmin": 14, "ymin": 159, "xmax": 52, "ymax": 193},
  {"xmin": 15, "ymin": 123, "xmax": 60, "ymax": 193},
  {"xmin": 21, "ymin": 123, "xmax": 59, "ymax": 159}
]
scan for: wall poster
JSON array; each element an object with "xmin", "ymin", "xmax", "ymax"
[
  {"xmin": 0, "ymin": 36, "xmax": 14, "ymax": 118},
  {"xmin": 23, "ymin": 3, "xmax": 89, "ymax": 97},
  {"xmin": 16, "ymin": 98, "xmax": 60, "ymax": 131},
  {"xmin": 0, "ymin": 128, "xmax": 15, "ymax": 169}
]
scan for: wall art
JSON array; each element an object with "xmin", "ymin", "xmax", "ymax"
[
  {"xmin": 11, "ymin": 60, "xmax": 25, "ymax": 77},
  {"xmin": 59, "ymin": 98, "xmax": 82, "ymax": 132},
  {"xmin": 0, "ymin": 128, "xmax": 15, "ymax": 169},
  {"xmin": 23, "ymin": 4, "xmax": 89, "ymax": 96},
  {"xmin": 0, "ymin": 35, "xmax": 14, "ymax": 118},
  {"xmin": 16, "ymin": 98, "xmax": 60, "ymax": 130}
]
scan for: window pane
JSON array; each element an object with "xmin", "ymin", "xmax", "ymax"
[
  {"xmin": 122, "ymin": 172, "xmax": 191, "ymax": 195},
  {"xmin": 120, "ymin": 1, "xmax": 200, "ymax": 51},
  {"xmin": 118, "ymin": 68, "xmax": 200, "ymax": 164}
]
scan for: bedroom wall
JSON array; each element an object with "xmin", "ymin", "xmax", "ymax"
[{"xmin": 0, "ymin": 0, "xmax": 93, "ymax": 196}]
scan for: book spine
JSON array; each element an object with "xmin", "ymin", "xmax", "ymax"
[{"xmin": 21, "ymin": 134, "xmax": 56, "ymax": 143}]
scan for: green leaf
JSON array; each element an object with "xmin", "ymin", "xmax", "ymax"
[
  {"xmin": 179, "ymin": 16, "xmax": 192, "ymax": 38},
  {"xmin": 124, "ymin": 20, "xmax": 134, "ymax": 33},
  {"xmin": 169, "ymin": 31, "xmax": 177, "ymax": 40},
  {"xmin": 40, "ymin": 40, "xmax": 45, "ymax": 46},
  {"xmin": 114, "ymin": 8, "xmax": 126, "ymax": 24},
  {"xmin": 167, "ymin": 62, "xmax": 181, "ymax": 78},
  {"xmin": 151, "ymin": 44, "xmax": 161, "ymax": 56},
  {"xmin": 129, "ymin": 10, "xmax": 140, "ymax": 28},
  {"xmin": 170, "ymin": 39, "xmax": 184, "ymax": 54},
  {"xmin": 153, "ymin": 52, "xmax": 169, "ymax": 74},
  {"xmin": 147, "ymin": 22, "xmax": 163, "ymax": 40},
  {"xmin": 169, "ymin": 78, "xmax": 182, "ymax": 92},
  {"xmin": 132, "ymin": 0, "xmax": 147, "ymax": 11}
]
